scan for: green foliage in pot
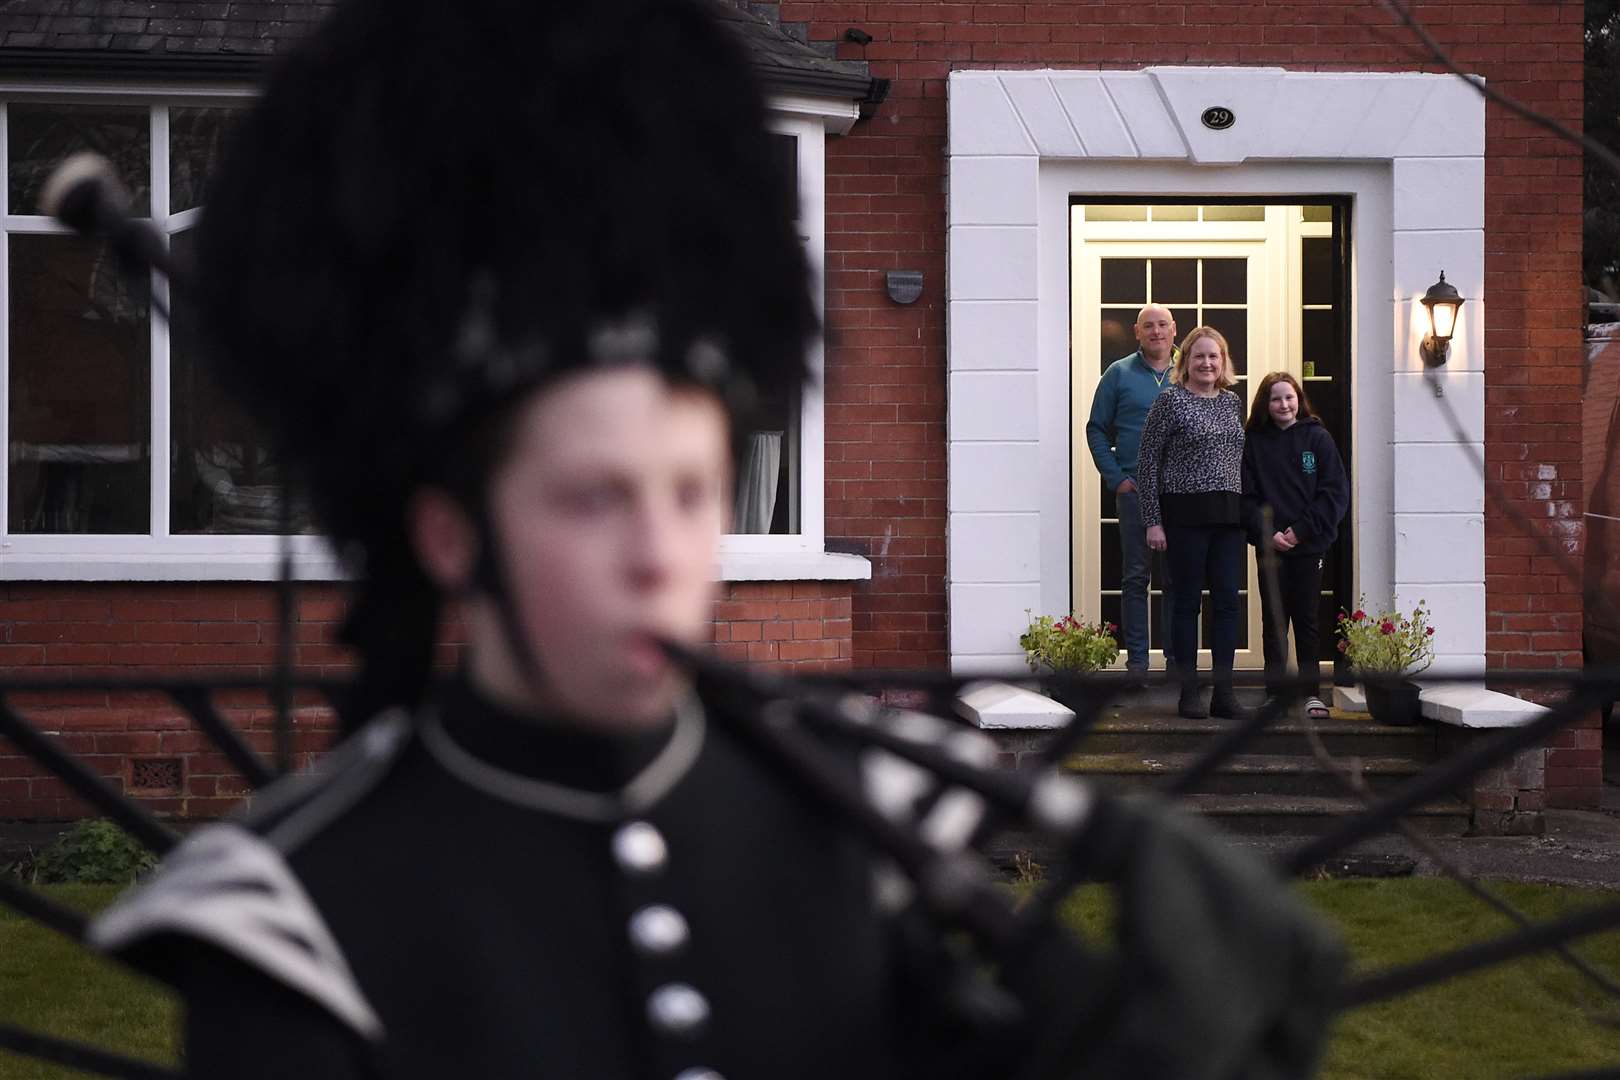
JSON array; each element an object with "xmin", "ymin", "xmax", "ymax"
[
  {"xmin": 1019, "ymin": 612, "xmax": 1120, "ymax": 674},
  {"xmin": 1336, "ymin": 598, "xmax": 1436, "ymax": 678}
]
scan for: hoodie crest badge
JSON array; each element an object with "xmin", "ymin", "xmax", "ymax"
[{"xmin": 1301, "ymin": 451, "xmax": 1317, "ymax": 475}]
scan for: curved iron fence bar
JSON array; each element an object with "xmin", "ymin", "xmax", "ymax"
[
  {"xmin": 0, "ymin": 675, "xmax": 345, "ymax": 694},
  {"xmin": 1283, "ymin": 678, "xmax": 1620, "ymax": 876},
  {"xmin": 0, "ymin": 1023, "xmax": 180, "ymax": 1080},
  {"xmin": 273, "ymin": 497, "xmax": 297, "ymax": 775},
  {"xmin": 0, "ymin": 698, "xmax": 179, "ymax": 856},
  {"xmin": 1339, "ymin": 901, "xmax": 1620, "ymax": 1010},
  {"xmin": 168, "ymin": 686, "xmax": 278, "ymax": 789},
  {"xmin": 0, "ymin": 872, "xmax": 88, "ymax": 941}
]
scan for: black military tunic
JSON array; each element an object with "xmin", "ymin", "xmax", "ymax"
[{"xmin": 93, "ymin": 677, "xmax": 997, "ymax": 1080}]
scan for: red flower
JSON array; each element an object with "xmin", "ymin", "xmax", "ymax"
[
  {"xmin": 1379, "ymin": 621, "xmax": 1396, "ymax": 634},
  {"xmin": 1425, "ymin": 626, "xmax": 1435, "ymax": 636},
  {"xmin": 1337, "ymin": 640, "xmax": 1348, "ymax": 653},
  {"xmin": 1105, "ymin": 622, "xmax": 1117, "ymax": 633},
  {"xmin": 1352, "ymin": 610, "xmax": 1366, "ymax": 622}
]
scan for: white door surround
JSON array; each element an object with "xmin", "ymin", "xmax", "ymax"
[{"xmin": 946, "ymin": 67, "xmax": 1486, "ymax": 676}]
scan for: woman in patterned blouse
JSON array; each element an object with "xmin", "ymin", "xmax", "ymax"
[{"xmin": 1137, "ymin": 326, "xmax": 1248, "ymax": 720}]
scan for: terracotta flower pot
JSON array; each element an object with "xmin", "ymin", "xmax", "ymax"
[{"xmin": 1363, "ymin": 680, "xmax": 1423, "ymax": 726}]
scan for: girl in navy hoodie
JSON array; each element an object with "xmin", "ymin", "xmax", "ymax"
[{"xmin": 1241, "ymin": 372, "xmax": 1350, "ymax": 720}]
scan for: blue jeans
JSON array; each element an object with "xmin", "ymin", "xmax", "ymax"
[
  {"xmin": 1165, "ymin": 523, "xmax": 1244, "ymax": 683},
  {"xmin": 1116, "ymin": 489, "xmax": 1175, "ymax": 673}
]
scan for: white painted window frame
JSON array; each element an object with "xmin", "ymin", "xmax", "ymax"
[{"xmin": 0, "ymin": 83, "xmax": 869, "ymax": 584}]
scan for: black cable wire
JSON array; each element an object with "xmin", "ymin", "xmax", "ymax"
[
  {"xmin": 1340, "ymin": 901, "xmax": 1620, "ymax": 1010},
  {"xmin": 0, "ymin": 1023, "xmax": 180, "ymax": 1080},
  {"xmin": 0, "ymin": 698, "xmax": 178, "ymax": 856},
  {"xmin": 169, "ymin": 687, "xmax": 277, "ymax": 789}
]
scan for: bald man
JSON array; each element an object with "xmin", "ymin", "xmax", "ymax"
[{"xmin": 1087, "ymin": 304, "xmax": 1179, "ymax": 680}]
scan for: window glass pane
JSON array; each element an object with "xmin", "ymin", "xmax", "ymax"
[
  {"xmin": 1201, "ymin": 204, "xmax": 1263, "ymax": 222},
  {"xmin": 9, "ymin": 104, "xmax": 150, "ymax": 217},
  {"xmin": 8, "ymin": 234, "xmax": 150, "ymax": 533},
  {"xmin": 1099, "ymin": 308, "xmax": 1137, "ymax": 368},
  {"xmin": 169, "ymin": 229, "xmax": 312, "ymax": 534},
  {"xmin": 1166, "ymin": 307, "xmax": 1197, "ymax": 345},
  {"xmin": 1150, "ymin": 258, "xmax": 1196, "ymax": 304},
  {"xmin": 1100, "ymin": 258, "xmax": 1145, "ymax": 304},
  {"xmin": 768, "ymin": 132, "xmax": 798, "ymax": 222},
  {"xmin": 1150, "ymin": 204, "xmax": 1196, "ymax": 221},
  {"xmin": 170, "ymin": 107, "xmax": 242, "ymax": 214},
  {"xmin": 1084, "ymin": 204, "xmax": 1147, "ymax": 222},
  {"xmin": 733, "ymin": 389, "xmax": 798, "ymax": 534},
  {"xmin": 1202, "ymin": 257, "xmax": 1247, "ymax": 305}
]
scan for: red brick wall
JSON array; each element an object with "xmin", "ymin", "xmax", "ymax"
[
  {"xmin": 0, "ymin": 580, "xmax": 854, "ymax": 820},
  {"xmin": 779, "ymin": 0, "xmax": 1587, "ymax": 676},
  {"xmin": 768, "ymin": 0, "xmax": 1592, "ymax": 796}
]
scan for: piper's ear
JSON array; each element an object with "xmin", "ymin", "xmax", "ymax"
[{"xmin": 408, "ymin": 488, "xmax": 478, "ymax": 594}]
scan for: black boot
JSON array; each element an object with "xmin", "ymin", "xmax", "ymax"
[
  {"xmin": 1177, "ymin": 675, "xmax": 1208, "ymax": 720},
  {"xmin": 1209, "ymin": 676, "xmax": 1249, "ymax": 720}
]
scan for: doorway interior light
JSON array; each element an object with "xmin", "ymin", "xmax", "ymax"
[{"xmin": 1418, "ymin": 271, "xmax": 1464, "ymax": 368}]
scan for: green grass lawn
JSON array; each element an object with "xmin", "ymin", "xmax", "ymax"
[{"xmin": 1, "ymin": 879, "xmax": 1618, "ymax": 1078}]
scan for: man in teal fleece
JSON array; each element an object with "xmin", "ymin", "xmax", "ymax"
[{"xmin": 1087, "ymin": 303, "xmax": 1178, "ymax": 678}]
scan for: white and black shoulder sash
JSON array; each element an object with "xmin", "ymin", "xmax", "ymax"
[{"xmin": 88, "ymin": 711, "xmax": 415, "ymax": 1042}]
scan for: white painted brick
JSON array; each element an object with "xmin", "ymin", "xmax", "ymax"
[
  {"xmin": 1147, "ymin": 66, "xmax": 1288, "ymax": 164},
  {"xmin": 1393, "ymin": 443, "xmax": 1485, "ymax": 513},
  {"xmin": 1053, "ymin": 76, "xmax": 1137, "ymax": 158},
  {"xmin": 950, "ymin": 583, "xmax": 1043, "ymax": 655},
  {"xmin": 949, "ymin": 372, "xmax": 1040, "ymax": 441},
  {"xmin": 1392, "ymin": 370, "xmax": 1484, "ymax": 443},
  {"xmin": 1393, "ymin": 513, "xmax": 1485, "ymax": 583},
  {"xmin": 948, "ymin": 73, "xmax": 1037, "ymax": 157},
  {"xmin": 951, "ymin": 654, "xmax": 1031, "ymax": 677},
  {"xmin": 1393, "ymin": 294, "xmax": 1483, "ymax": 374},
  {"xmin": 950, "ymin": 442, "xmax": 1042, "ymax": 513},
  {"xmin": 1392, "ymin": 230, "xmax": 1484, "ymax": 301},
  {"xmin": 1100, "ymin": 73, "xmax": 1185, "ymax": 157},
  {"xmin": 1001, "ymin": 75, "xmax": 1084, "ymax": 158},
  {"xmin": 1390, "ymin": 77, "xmax": 1486, "ymax": 158},
  {"xmin": 950, "ymin": 513, "xmax": 1040, "ymax": 584},
  {"xmin": 950, "ymin": 156, "xmax": 1039, "ymax": 227},
  {"xmin": 1393, "ymin": 157, "xmax": 1485, "ymax": 230},
  {"xmin": 949, "ymin": 300, "xmax": 1039, "ymax": 371},
  {"xmin": 1393, "ymin": 582, "xmax": 1485, "ymax": 657},
  {"xmin": 957, "ymin": 681, "xmax": 1075, "ymax": 730},
  {"xmin": 948, "ymin": 226, "xmax": 1038, "ymax": 301}
]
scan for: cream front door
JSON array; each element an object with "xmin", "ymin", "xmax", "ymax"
[{"xmin": 1070, "ymin": 204, "xmax": 1334, "ymax": 670}]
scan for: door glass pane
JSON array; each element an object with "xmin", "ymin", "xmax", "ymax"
[
  {"xmin": 1100, "ymin": 258, "xmax": 1146, "ymax": 304},
  {"xmin": 1150, "ymin": 204, "xmax": 1197, "ymax": 221},
  {"xmin": 1166, "ymin": 307, "xmax": 1197, "ymax": 343},
  {"xmin": 1303, "ymin": 204, "xmax": 1333, "ymax": 223},
  {"xmin": 1203, "ymin": 308, "xmax": 1248, "ymax": 377},
  {"xmin": 9, "ymin": 104, "xmax": 150, "ymax": 217},
  {"xmin": 1301, "ymin": 237, "xmax": 1333, "ymax": 306},
  {"xmin": 1100, "ymin": 522, "xmax": 1122, "ymax": 590},
  {"xmin": 1151, "ymin": 258, "xmax": 1197, "ymax": 304},
  {"xmin": 8, "ymin": 235, "xmax": 150, "ymax": 533},
  {"xmin": 1302, "ymin": 309, "xmax": 1339, "ymax": 379},
  {"xmin": 1099, "ymin": 308, "xmax": 1137, "ymax": 368},
  {"xmin": 170, "ymin": 107, "xmax": 243, "ymax": 215},
  {"xmin": 1202, "ymin": 204, "xmax": 1264, "ymax": 222},
  {"xmin": 1202, "ymin": 258, "xmax": 1246, "ymax": 305},
  {"xmin": 1085, "ymin": 204, "xmax": 1148, "ymax": 221}
]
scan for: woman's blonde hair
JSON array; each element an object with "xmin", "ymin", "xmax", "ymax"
[{"xmin": 1171, "ymin": 326, "xmax": 1239, "ymax": 390}]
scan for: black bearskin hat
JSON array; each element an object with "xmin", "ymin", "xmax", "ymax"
[{"xmin": 192, "ymin": 0, "xmax": 818, "ymax": 719}]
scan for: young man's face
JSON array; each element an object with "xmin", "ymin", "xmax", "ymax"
[{"xmin": 466, "ymin": 368, "xmax": 729, "ymax": 726}]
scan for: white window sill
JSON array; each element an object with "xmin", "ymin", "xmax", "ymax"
[
  {"xmin": 0, "ymin": 543, "xmax": 872, "ymax": 584},
  {"xmin": 716, "ymin": 551, "xmax": 871, "ymax": 582}
]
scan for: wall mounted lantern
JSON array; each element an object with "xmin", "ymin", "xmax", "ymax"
[{"xmin": 1418, "ymin": 271, "xmax": 1464, "ymax": 368}]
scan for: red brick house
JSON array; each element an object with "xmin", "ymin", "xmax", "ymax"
[{"xmin": 0, "ymin": 0, "xmax": 1599, "ymax": 818}]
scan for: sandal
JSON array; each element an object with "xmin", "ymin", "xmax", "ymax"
[{"xmin": 1305, "ymin": 697, "xmax": 1330, "ymax": 720}]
